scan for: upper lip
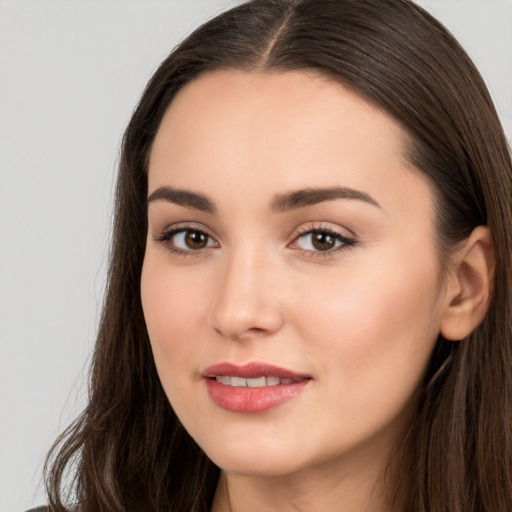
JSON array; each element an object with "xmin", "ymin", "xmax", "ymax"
[{"xmin": 202, "ymin": 362, "xmax": 310, "ymax": 380}]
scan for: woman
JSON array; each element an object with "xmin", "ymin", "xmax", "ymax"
[{"xmin": 39, "ymin": 0, "xmax": 512, "ymax": 510}]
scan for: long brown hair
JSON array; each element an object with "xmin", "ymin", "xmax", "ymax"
[{"xmin": 44, "ymin": 1, "xmax": 512, "ymax": 510}]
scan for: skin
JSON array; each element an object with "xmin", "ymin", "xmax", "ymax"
[{"xmin": 141, "ymin": 70, "xmax": 475, "ymax": 511}]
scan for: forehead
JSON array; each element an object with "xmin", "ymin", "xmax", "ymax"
[
  {"xmin": 151, "ymin": 69, "xmax": 405, "ymax": 167},
  {"xmin": 148, "ymin": 69, "xmax": 432, "ymax": 219}
]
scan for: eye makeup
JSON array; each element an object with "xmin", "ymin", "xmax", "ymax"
[
  {"xmin": 153, "ymin": 223, "xmax": 219, "ymax": 257},
  {"xmin": 153, "ymin": 221, "xmax": 357, "ymax": 260},
  {"xmin": 289, "ymin": 224, "xmax": 357, "ymax": 259}
]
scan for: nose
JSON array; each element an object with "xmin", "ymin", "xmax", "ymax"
[{"xmin": 208, "ymin": 247, "xmax": 285, "ymax": 341}]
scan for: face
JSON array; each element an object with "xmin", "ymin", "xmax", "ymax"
[{"xmin": 141, "ymin": 70, "xmax": 449, "ymax": 478}]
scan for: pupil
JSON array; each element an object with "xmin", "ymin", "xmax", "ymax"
[
  {"xmin": 185, "ymin": 231, "xmax": 207, "ymax": 249},
  {"xmin": 312, "ymin": 232, "xmax": 335, "ymax": 251}
]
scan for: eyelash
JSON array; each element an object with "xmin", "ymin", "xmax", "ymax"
[
  {"xmin": 153, "ymin": 223, "xmax": 357, "ymax": 259},
  {"xmin": 291, "ymin": 225, "xmax": 357, "ymax": 258},
  {"xmin": 153, "ymin": 223, "xmax": 217, "ymax": 257}
]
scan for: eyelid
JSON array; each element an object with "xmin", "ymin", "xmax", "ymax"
[
  {"xmin": 153, "ymin": 221, "xmax": 215, "ymax": 240},
  {"xmin": 152, "ymin": 221, "xmax": 357, "ymax": 258},
  {"xmin": 292, "ymin": 222, "xmax": 356, "ymax": 239},
  {"xmin": 153, "ymin": 222, "xmax": 219, "ymax": 256},
  {"xmin": 288, "ymin": 223, "xmax": 357, "ymax": 257}
]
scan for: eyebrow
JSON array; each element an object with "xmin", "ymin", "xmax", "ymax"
[
  {"xmin": 269, "ymin": 186, "xmax": 380, "ymax": 213},
  {"xmin": 147, "ymin": 186, "xmax": 216, "ymax": 213},
  {"xmin": 146, "ymin": 185, "xmax": 380, "ymax": 214}
]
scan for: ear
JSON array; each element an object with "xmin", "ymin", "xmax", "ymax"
[{"xmin": 440, "ymin": 226, "xmax": 495, "ymax": 341}]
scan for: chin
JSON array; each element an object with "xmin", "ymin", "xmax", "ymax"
[
  {"xmin": 196, "ymin": 433, "xmax": 309, "ymax": 477},
  {"xmin": 210, "ymin": 454, "xmax": 304, "ymax": 478}
]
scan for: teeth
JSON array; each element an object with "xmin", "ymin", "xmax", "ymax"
[
  {"xmin": 266, "ymin": 376, "xmax": 280, "ymax": 386},
  {"xmin": 230, "ymin": 376, "xmax": 247, "ymax": 387},
  {"xmin": 215, "ymin": 376, "xmax": 300, "ymax": 387},
  {"xmin": 247, "ymin": 376, "xmax": 266, "ymax": 388},
  {"xmin": 217, "ymin": 375, "xmax": 231, "ymax": 386}
]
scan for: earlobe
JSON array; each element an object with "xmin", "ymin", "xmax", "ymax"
[{"xmin": 440, "ymin": 226, "xmax": 495, "ymax": 341}]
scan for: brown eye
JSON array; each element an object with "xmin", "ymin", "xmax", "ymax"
[
  {"xmin": 155, "ymin": 227, "xmax": 217, "ymax": 254},
  {"xmin": 311, "ymin": 231, "xmax": 336, "ymax": 251},
  {"xmin": 184, "ymin": 230, "xmax": 209, "ymax": 249},
  {"xmin": 292, "ymin": 228, "xmax": 354, "ymax": 255}
]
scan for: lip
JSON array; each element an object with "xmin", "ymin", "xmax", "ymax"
[
  {"xmin": 203, "ymin": 362, "xmax": 311, "ymax": 413},
  {"xmin": 203, "ymin": 362, "xmax": 309, "ymax": 380}
]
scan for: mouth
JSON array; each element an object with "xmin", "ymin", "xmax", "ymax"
[
  {"xmin": 212, "ymin": 375, "xmax": 304, "ymax": 387},
  {"xmin": 202, "ymin": 362, "xmax": 311, "ymax": 413}
]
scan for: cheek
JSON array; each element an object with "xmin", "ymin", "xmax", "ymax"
[
  {"xmin": 292, "ymin": 250, "xmax": 443, "ymax": 403},
  {"xmin": 140, "ymin": 253, "xmax": 213, "ymax": 380}
]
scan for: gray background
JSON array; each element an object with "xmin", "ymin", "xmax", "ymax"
[{"xmin": 0, "ymin": 1, "xmax": 510, "ymax": 511}]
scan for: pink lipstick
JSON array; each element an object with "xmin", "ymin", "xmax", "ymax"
[{"xmin": 203, "ymin": 362, "xmax": 311, "ymax": 413}]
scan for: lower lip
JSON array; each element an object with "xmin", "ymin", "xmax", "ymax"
[{"xmin": 205, "ymin": 378, "xmax": 310, "ymax": 413}]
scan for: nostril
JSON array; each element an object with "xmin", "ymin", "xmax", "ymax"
[{"xmin": 247, "ymin": 327, "xmax": 268, "ymax": 335}]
